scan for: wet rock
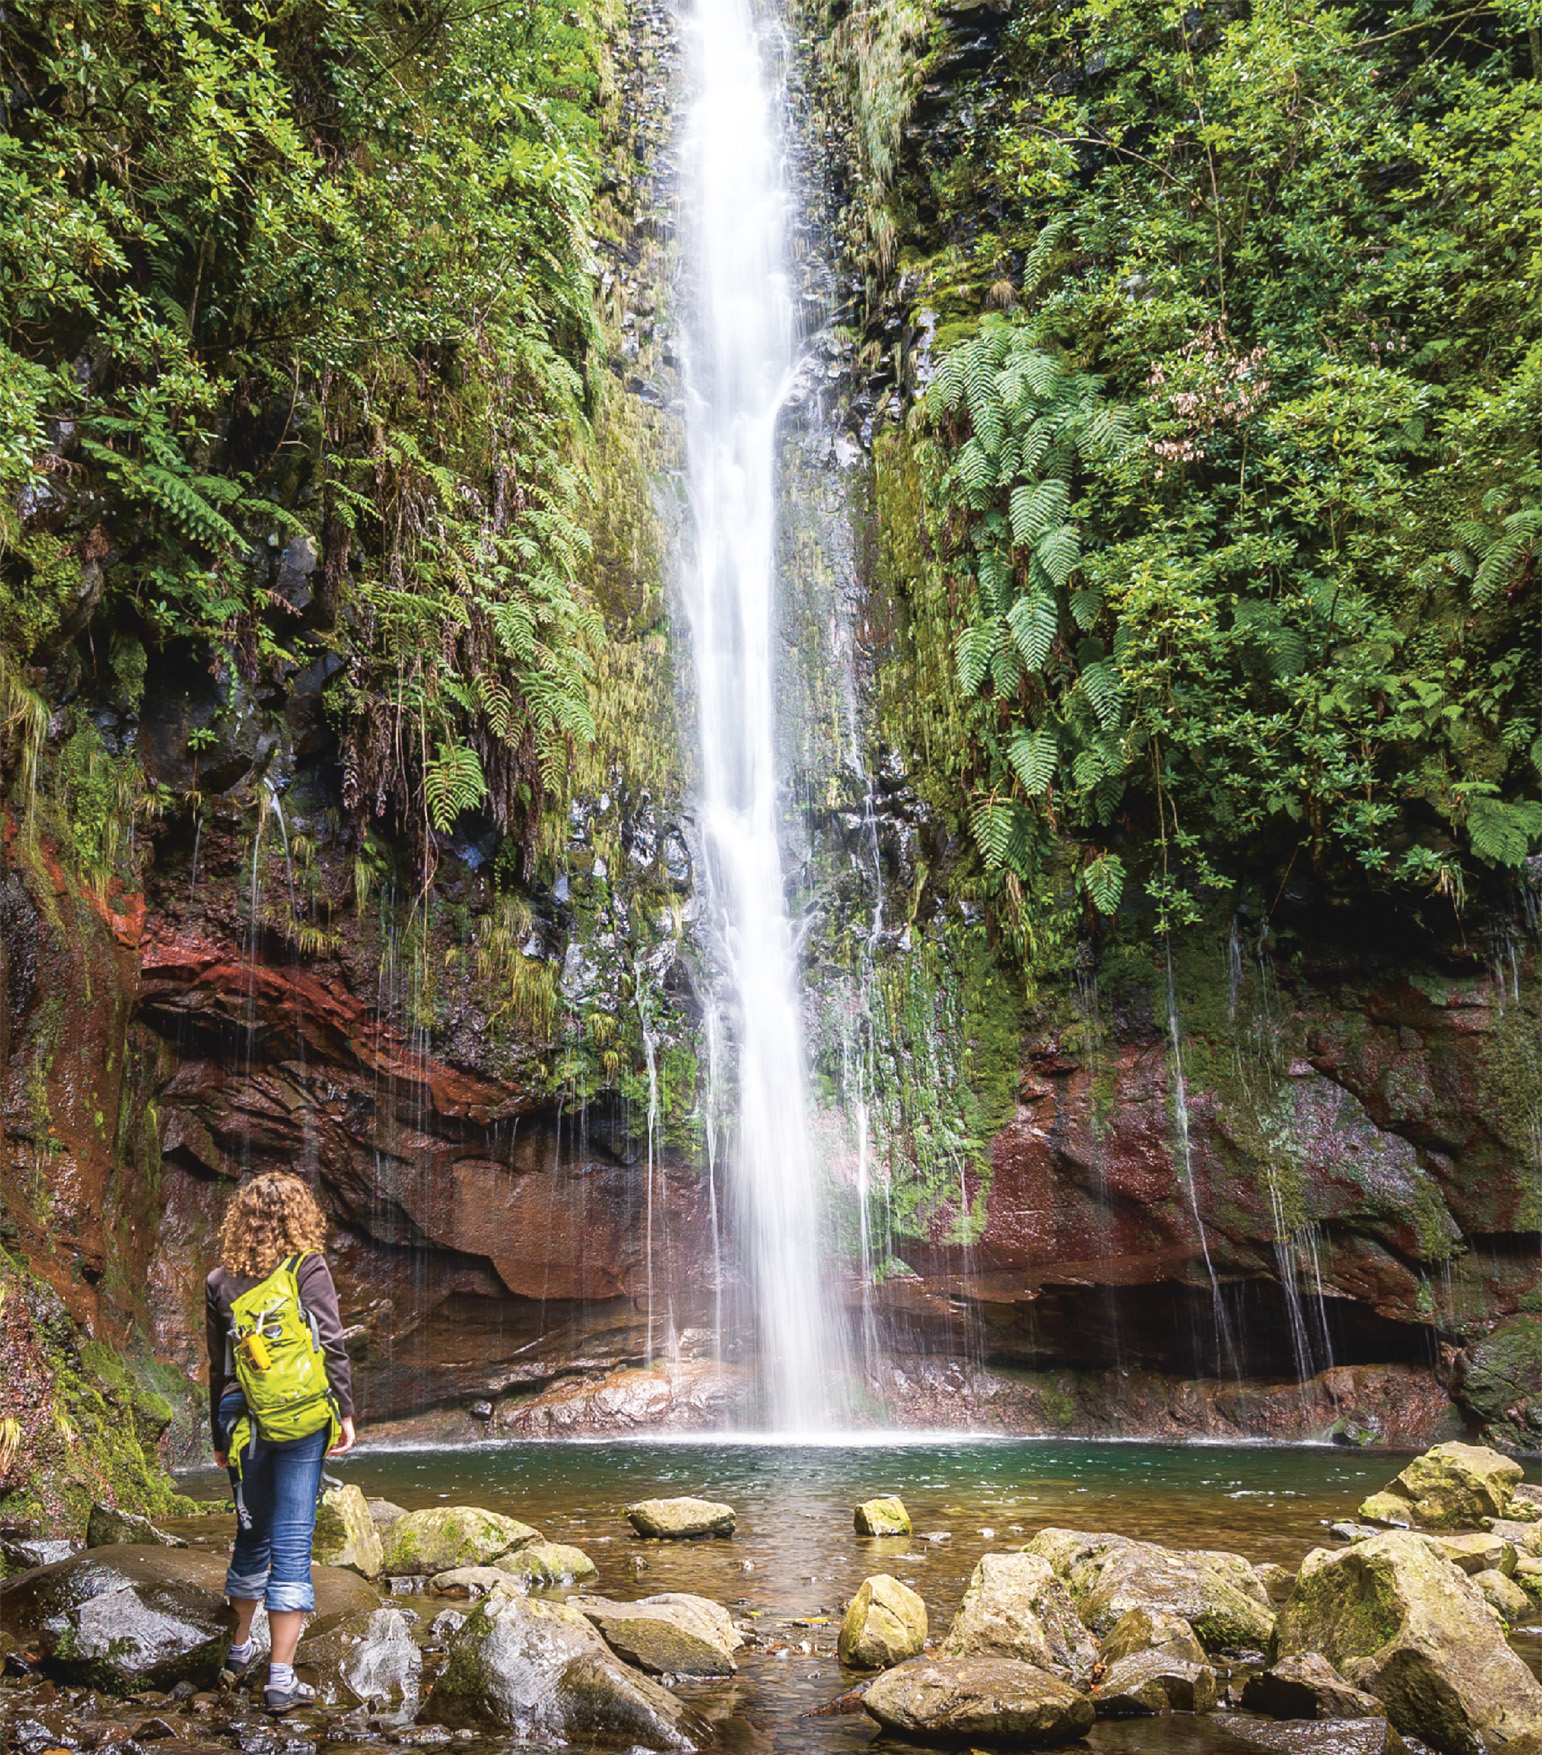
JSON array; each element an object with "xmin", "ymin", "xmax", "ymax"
[
  {"xmin": 429, "ymin": 1567, "xmax": 518, "ymax": 1600},
  {"xmin": 1357, "ymin": 1442, "xmax": 1523, "ymax": 1531},
  {"xmin": 312, "ymin": 1486, "xmax": 382, "ymax": 1580},
  {"xmin": 337, "ymin": 1609, "xmax": 420, "ymax": 1707},
  {"xmin": 1240, "ymin": 1652, "xmax": 1388, "ymax": 1720},
  {"xmin": 837, "ymin": 1575, "xmax": 927, "ymax": 1670},
  {"xmin": 1099, "ymin": 1606, "xmax": 1206, "ymax": 1667},
  {"xmin": 492, "ymin": 1542, "xmax": 598, "ymax": 1589},
  {"xmin": 570, "ymin": 1593, "xmax": 743, "ymax": 1676},
  {"xmin": 1024, "ymin": 1527, "xmax": 1274, "ymax": 1651},
  {"xmin": 625, "ymin": 1498, "xmax": 735, "ymax": 1539},
  {"xmin": 854, "ymin": 1498, "xmax": 910, "ymax": 1537},
  {"xmin": 941, "ymin": 1554, "xmax": 1097, "ymax": 1684},
  {"xmin": 424, "ymin": 1594, "xmax": 694, "ymax": 1749},
  {"xmin": 1452, "ymin": 1317, "xmax": 1542, "ymax": 1451},
  {"xmin": 1093, "ymin": 1645, "xmax": 1218, "ymax": 1715},
  {"xmin": 1276, "ymin": 1528, "xmax": 1542, "ymax": 1750},
  {"xmin": 380, "ymin": 1508, "xmax": 539, "ymax": 1576},
  {"xmin": 1425, "ymin": 1531, "xmax": 1516, "ymax": 1576},
  {"xmin": 429, "ymin": 1609, "xmax": 466, "ymax": 1642},
  {"xmin": 1218, "ymin": 1717, "xmax": 1408, "ymax": 1755},
  {"xmin": 1, "ymin": 1538, "xmax": 80, "ymax": 1570},
  {"xmin": 1473, "ymin": 1567, "xmax": 1531, "ymax": 1621},
  {"xmin": 0, "ymin": 1547, "xmax": 234, "ymax": 1693},
  {"xmin": 862, "ymin": 1655, "xmax": 1094, "ymax": 1744},
  {"xmin": 86, "ymin": 1507, "xmax": 186, "ymax": 1550}
]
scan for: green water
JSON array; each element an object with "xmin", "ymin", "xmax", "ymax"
[{"xmin": 185, "ymin": 1436, "xmax": 1415, "ymax": 1752}]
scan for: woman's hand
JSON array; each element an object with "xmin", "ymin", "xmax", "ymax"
[
  {"xmin": 214, "ymin": 1451, "xmax": 227, "ymax": 1470},
  {"xmin": 329, "ymin": 1416, "xmax": 355, "ymax": 1457}
]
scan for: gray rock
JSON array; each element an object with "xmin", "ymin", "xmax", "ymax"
[
  {"xmin": 430, "ymin": 1566, "xmax": 519, "ymax": 1600},
  {"xmin": 862, "ymin": 1655, "xmax": 1094, "ymax": 1744},
  {"xmin": 1098, "ymin": 1605, "xmax": 1206, "ymax": 1667},
  {"xmin": 380, "ymin": 1507, "xmax": 540, "ymax": 1576},
  {"xmin": 0, "ymin": 1546, "xmax": 234, "ymax": 1693},
  {"xmin": 1240, "ymin": 1652, "xmax": 1388, "ymax": 1720},
  {"xmin": 1218, "ymin": 1716, "xmax": 1407, "ymax": 1755},
  {"xmin": 1094, "ymin": 1645, "xmax": 1218, "ymax": 1715},
  {"xmin": 837, "ymin": 1575, "xmax": 927, "ymax": 1670},
  {"xmin": 425, "ymin": 1594, "xmax": 695, "ymax": 1749},
  {"xmin": 429, "ymin": 1609, "xmax": 466, "ymax": 1642},
  {"xmin": 2, "ymin": 1538, "xmax": 80, "ymax": 1571},
  {"xmin": 369, "ymin": 1499, "xmax": 408, "ymax": 1528},
  {"xmin": 339, "ymin": 1608, "xmax": 421, "ymax": 1707},
  {"xmin": 941, "ymin": 1553, "xmax": 1098, "ymax": 1684},
  {"xmin": 571, "ymin": 1593, "xmax": 743, "ymax": 1676},
  {"xmin": 626, "ymin": 1497, "xmax": 736, "ymax": 1539},
  {"xmin": 86, "ymin": 1506, "xmax": 186, "ymax": 1550},
  {"xmin": 1276, "ymin": 1529, "xmax": 1542, "ymax": 1750}
]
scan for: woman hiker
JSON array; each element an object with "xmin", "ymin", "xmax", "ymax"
[{"xmin": 206, "ymin": 1172, "xmax": 356, "ymax": 1713}]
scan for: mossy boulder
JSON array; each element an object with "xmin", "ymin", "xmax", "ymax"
[
  {"xmin": 941, "ymin": 1554, "xmax": 1097, "ymax": 1684},
  {"xmin": 494, "ymin": 1541, "xmax": 598, "ymax": 1589},
  {"xmin": 1357, "ymin": 1442, "xmax": 1523, "ymax": 1532},
  {"xmin": 572, "ymin": 1593, "xmax": 743, "ymax": 1676},
  {"xmin": 854, "ymin": 1497, "xmax": 911, "ymax": 1536},
  {"xmin": 1275, "ymin": 1529, "xmax": 1542, "ymax": 1751},
  {"xmin": 1453, "ymin": 1317, "xmax": 1542, "ymax": 1450},
  {"xmin": 313, "ymin": 1484, "xmax": 383, "ymax": 1579},
  {"xmin": 1092, "ymin": 1606, "xmax": 1217, "ymax": 1715},
  {"xmin": 838, "ymin": 1574, "xmax": 927, "ymax": 1670},
  {"xmin": 1473, "ymin": 1568, "xmax": 1531, "ymax": 1623},
  {"xmin": 862, "ymin": 1656, "xmax": 1094, "ymax": 1744},
  {"xmin": 1023, "ymin": 1527, "xmax": 1274, "ymax": 1652},
  {"xmin": 85, "ymin": 1503, "xmax": 185, "ymax": 1549},
  {"xmin": 380, "ymin": 1506, "xmax": 539, "ymax": 1576},
  {"xmin": 424, "ymin": 1593, "xmax": 694, "ymax": 1749},
  {"xmin": 626, "ymin": 1497, "xmax": 736, "ymax": 1538}
]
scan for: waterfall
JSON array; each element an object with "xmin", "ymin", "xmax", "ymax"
[{"xmin": 677, "ymin": 0, "xmax": 846, "ymax": 1429}]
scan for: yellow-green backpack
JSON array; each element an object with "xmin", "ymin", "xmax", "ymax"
[{"xmin": 225, "ymin": 1252, "xmax": 339, "ymax": 1474}]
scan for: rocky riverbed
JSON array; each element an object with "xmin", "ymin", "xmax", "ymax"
[{"xmin": 7, "ymin": 1441, "xmax": 1542, "ymax": 1753}]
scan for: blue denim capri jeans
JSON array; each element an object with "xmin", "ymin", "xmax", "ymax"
[{"xmin": 219, "ymin": 1390, "xmax": 328, "ymax": 1614}]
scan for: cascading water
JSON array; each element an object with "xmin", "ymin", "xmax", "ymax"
[{"xmin": 677, "ymin": 0, "xmax": 847, "ymax": 1430}]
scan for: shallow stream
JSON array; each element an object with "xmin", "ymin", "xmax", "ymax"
[{"xmin": 176, "ymin": 1436, "xmax": 1438, "ymax": 1753}]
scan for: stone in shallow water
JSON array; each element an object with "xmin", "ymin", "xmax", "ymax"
[
  {"xmin": 941, "ymin": 1553, "xmax": 1097, "ymax": 1684},
  {"xmin": 1239, "ymin": 1652, "xmax": 1387, "ymax": 1721},
  {"xmin": 338, "ymin": 1608, "xmax": 421, "ymax": 1707},
  {"xmin": 1216, "ymin": 1715, "xmax": 1408, "ymax": 1755},
  {"xmin": 424, "ymin": 1593, "xmax": 695, "ymax": 1750},
  {"xmin": 571, "ymin": 1592, "xmax": 742, "ymax": 1676},
  {"xmin": 1275, "ymin": 1528, "xmax": 1542, "ymax": 1750},
  {"xmin": 380, "ymin": 1507, "xmax": 539, "ymax": 1576},
  {"xmin": 1093, "ymin": 1645, "xmax": 1218, "ymax": 1716},
  {"xmin": 312, "ymin": 1485, "xmax": 383, "ymax": 1580},
  {"xmin": 854, "ymin": 1497, "xmax": 910, "ymax": 1537},
  {"xmin": 862, "ymin": 1655, "xmax": 1094, "ymax": 1744},
  {"xmin": 626, "ymin": 1497, "xmax": 736, "ymax": 1539},
  {"xmin": 838, "ymin": 1575, "xmax": 926, "ymax": 1670},
  {"xmin": 1356, "ymin": 1441, "xmax": 1522, "ymax": 1531},
  {"xmin": 493, "ymin": 1542, "xmax": 597, "ymax": 1588}
]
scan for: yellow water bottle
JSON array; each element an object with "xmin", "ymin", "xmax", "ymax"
[{"xmin": 238, "ymin": 1330, "xmax": 272, "ymax": 1372}]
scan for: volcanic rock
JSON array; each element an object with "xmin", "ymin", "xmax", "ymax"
[
  {"xmin": 380, "ymin": 1507, "xmax": 539, "ymax": 1576},
  {"xmin": 862, "ymin": 1655, "xmax": 1094, "ymax": 1744},
  {"xmin": 941, "ymin": 1553, "xmax": 1097, "ymax": 1683},
  {"xmin": 1275, "ymin": 1528, "xmax": 1542, "ymax": 1750},
  {"xmin": 424, "ymin": 1593, "xmax": 694, "ymax": 1749},
  {"xmin": 626, "ymin": 1497, "xmax": 736, "ymax": 1538},
  {"xmin": 838, "ymin": 1575, "xmax": 927, "ymax": 1670}
]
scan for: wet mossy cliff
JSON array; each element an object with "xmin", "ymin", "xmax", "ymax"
[{"xmin": 2, "ymin": 0, "xmax": 1542, "ymax": 1531}]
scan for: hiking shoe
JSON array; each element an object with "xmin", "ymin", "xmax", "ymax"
[
  {"xmin": 219, "ymin": 1647, "xmax": 255, "ymax": 1691},
  {"xmin": 264, "ymin": 1678, "xmax": 316, "ymax": 1715}
]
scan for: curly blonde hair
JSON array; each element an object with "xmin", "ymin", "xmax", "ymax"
[{"xmin": 218, "ymin": 1173, "xmax": 328, "ymax": 1278}]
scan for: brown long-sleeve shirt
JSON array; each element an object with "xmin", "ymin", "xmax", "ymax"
[{"xmin": 205, "ymin": 1253, "xmax": 355, "ymax": 1452}]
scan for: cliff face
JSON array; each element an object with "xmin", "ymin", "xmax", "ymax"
[{"xmin": 2, "ymin": 0, "xmax": 1540, "ymax": 1516}]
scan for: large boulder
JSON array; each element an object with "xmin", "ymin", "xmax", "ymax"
[
  {"xmin": 0, "ymin": 1546, "xmax": 233, "ymax": 1693},
  {"xmin": 854, "ymin": 1497, "xmax": 911, "ymax": 1536},
  {"xmin": 1275, "ymin": 1529, "xmax": 1542, "ymax": 1752},
  {"xmin": 1240, "ymin": 1652, "xmax": 1388, "ymax": 1720},
  {"xmin": 494, "ymin": 1542, "xmax": 598, "ymax": 1589},
  {"xmin": 1357, "ymin": 1443, "xmax": 1523, "ymax": 1532},
  {"xmin": 862, "ymin": 1656, "xmax": 1094, "ymax": 1745},
  {"xmin": 626, "ymin": 1498, "xmax": 736, "ymax": 1539},
  {"xmin": 313, "ymin": 1484, "xmax": 383, "ymax": 1580},
  {"xmin": 571, "ymin": 1593, "xmax": 743, "ymax": 1676},
  {"xmin": 838, "ymin": 1575, "xmax": 927, "ymax": 1670},
  {"xmin": 380, "ymin": 1507, "xmax": 539, "ymax": 1576},
  {"xmin": 1024, "ymin": 1527, "xmax": 1274, "ymax": 1651},
  {"xmin": 338, "ymin": 1607, "xmax": 421, "ymax": 1707},
  {"xmin": 1093, "ymin": 1607, "xmax": 1217, "ymax": 1716},
  {"xmin": 941, "ymin": 1553, "xmax": 1098, "ymax": 1684},
  {"xmin": 425, "ymin": 1593, "xmax": 695, "ymax": 1749},
  {"xmin": 1452, "ymin": 1316, "xmax": 1542, "ymax": 1451},
  {"xmin": 85, "ymin": 1505, "xmax": 185, "ymax": 1550}
]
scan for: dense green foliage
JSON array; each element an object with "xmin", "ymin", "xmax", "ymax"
[
  {"xmin": 866, "ymin": 0, "xmax": 1542, "ymax": 935},
  {"xmin": 1, "ymin": 0, "xmax": 603, "ymax": 868}
]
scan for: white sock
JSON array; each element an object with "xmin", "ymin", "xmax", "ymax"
[
  {"xmin": 229, "ymin": 1638, "xmax": 254, "ymax": 1661},
  {"xmin": 269, "ymin": 1662, "xmax": 295, "ymax": 1690}
]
